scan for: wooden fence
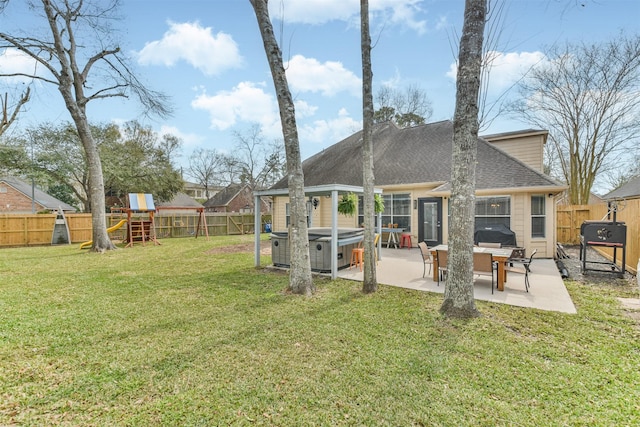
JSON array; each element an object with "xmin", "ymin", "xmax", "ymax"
[
  {"xmin": 0, "ymin": 212, "xmax": 272, "ymax": 248},
  {"xmin": 557, "ymin": 199, "xmax": 639, "ymax": 274}
]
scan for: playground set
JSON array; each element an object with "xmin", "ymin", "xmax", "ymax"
[{"xmin": 80, "ymin": 193, "xmax": 208, "ymax": 249}]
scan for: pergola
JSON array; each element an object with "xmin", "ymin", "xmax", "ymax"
[{"xmin": 253, "ymin": 184, "xmax": 383, "ymax": 279}]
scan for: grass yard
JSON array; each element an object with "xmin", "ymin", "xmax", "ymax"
[{"xmin": 1, "ymin": 235, "xmax": 639, "ymax": 426}]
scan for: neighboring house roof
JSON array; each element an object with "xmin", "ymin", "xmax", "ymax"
[
  {"xmin": 156, "ymin": 192, "xmax": 204, "ymax": 208},
  {"xmin": 602, "ymin": 175, "xmax": 640, "ymax": 200},
  {"xmin": 0, "ymin": 176, "xmax": 77, "ymax": 212},
  {"xmin": 203, "ymin": 183, "xmax": 246, "ymax": 208},
  {"xmin": 270, "ymin": 120, "xmax": 564, "ymax": 192}
]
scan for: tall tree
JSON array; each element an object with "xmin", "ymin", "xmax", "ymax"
[
  {"xmin": 0, "ymin": 0, "xmax": 171, "ymax": 252},
  {"xmin": 441, "ymin": 0, "xmax": 487, "ymax": 319},
  {"xmin": 231, "ymin": 124, "xmax": 286, "ymax": 191},
  {"xmin": 6, "ymin": 121, "xmax": 183, "ymax": 211},
  {"xmin": 373, "ymin": 84, "xmax": 433, "ymax": 127},
  {"xmin": 187, "ymin": 148, "xmax": 227, "ymax": 199},
  {"xmin": 360, "ymin": 0, "xmax": 377, "ymax": 293},
  {"xmin": 250, "ymin": 0, "xmax": 314, "ymax": 296},
  {"xmin": 509, "ymin": 33, "xmax": 640, "ymax": 204}
]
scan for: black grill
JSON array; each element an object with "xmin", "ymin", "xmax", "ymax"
[{"xmin": 580, "ymin": 220, "xmax": 627, "ymax": 277}]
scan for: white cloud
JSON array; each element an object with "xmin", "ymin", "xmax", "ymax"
[
  {"xmin": 191, "ymin": 81, "xmax": 279, "ymax": 131},
  {"xmin": 158, "ymin": 125, "xmax": 204, "ymax": 148},
  {"xmin": 286, "ymin": 55, "xmax": 361, "ymax": 97},
  {"xmin": 136, "ymin": 21, "xmax": 243, "ymax": 75},
  {"xmin": 0, "ymin": 48, "xmax": 48, "ymax": 82},
  {"xmin": 446, "ymin": 50, "xmax": 548, "ymax": 95},
  {"xmin": 268, "ymin": 0, "xmax": 427, "ymax": 33},
  {"xmin": 299, "ymin": 108, "xmax": 361, "ymax": 146}
]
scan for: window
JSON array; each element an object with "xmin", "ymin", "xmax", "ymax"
[
  {"xmin": 531, "ymin": 195, "xmax": 545, "ymax": 238},
  {"xmin": 474, "ymin": 196, "xmax": 510, "ymax": 228},
  {"xmin": 285, "ymin": 203, "xmax": 290, "ymax": 227},
  {"xmin": 359, "ymin": 193, "xmax": 411, "ymax": 230}
]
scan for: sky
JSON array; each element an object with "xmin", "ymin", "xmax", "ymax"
[{"xmin": 1, "ymin": 0, "xmax": 639, "ymax": 188}]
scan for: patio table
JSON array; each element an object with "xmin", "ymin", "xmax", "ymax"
[
  {"xmin": 381, "ymin": 227, "xmax": 404, "ymax": 249},
  {"xmin": 430, "ymin": 244, "xmax": 514, "ymax": 291}
]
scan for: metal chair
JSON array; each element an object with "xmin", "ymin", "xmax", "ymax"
[
  {"xmin": 508, "ymin": 249, "xmax": 537, "ymax": 292},
  {"xmin": 473, "ymin": 252, "xmax": 497, "ymax": 294},
  {"xmin": 417, "ymin": 241, "xmax": 433, "ymax": 277},
  {"xmin": 436, "ymin": 249, "xmax": 448, "ymax": 285}
]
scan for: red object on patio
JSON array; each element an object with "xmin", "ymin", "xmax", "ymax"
[{"xmin": 399, "ymin": 233, "xmax": 412, "ymax": 249}]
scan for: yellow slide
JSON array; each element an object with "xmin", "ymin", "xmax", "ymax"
[{"xmin": 79, "ymin": 219, "xmax": 127, "ymax": 249}]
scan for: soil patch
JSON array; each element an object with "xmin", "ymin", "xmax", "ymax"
[{"xmin": 206, "ymin": 240, "xmax": 271, "ymax": 255}]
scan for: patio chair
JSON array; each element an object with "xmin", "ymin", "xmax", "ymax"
[
  {"xmin": 417, "ymin": 242, "xmax": 434, "ymax": 277},
  {"xmin": 508, "ymin": 249, "xmax": 537, "ymax": 292},
  {"xmin": 436, "ymin": 249, "xmax": 448, "ymax": 285},
  {"xmin": 473, "ymin": 252, "xmax": 497, "ymax": 294}
]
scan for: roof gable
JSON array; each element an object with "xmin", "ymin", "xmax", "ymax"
[{"xmin": 203, "ymin": 184, "xmax": 245, "ymax": 207}]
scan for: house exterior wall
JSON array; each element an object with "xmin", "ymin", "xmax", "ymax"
[
  {"xmin": 0, "ymin": 184, "xmax": 45, "ymax": 213},
  {"xmin": 485, "ymin": 134, "xmax": 545, "ymax": 173},
  {"xmin": 272, "ymin": 188, "xmax": 557, "ymax": 258}
]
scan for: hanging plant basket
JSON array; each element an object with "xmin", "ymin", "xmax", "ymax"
[
  {"xmin": 337, "ymin": 192, "xmax": 358, "ymax": 217},
  {"xmin": 337, "ymin": 192, "xmax": 385, "ymax": 217}
]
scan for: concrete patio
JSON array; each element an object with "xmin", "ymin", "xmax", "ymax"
[{"xmin": 337, "ymin": 247, "xmax": 577, "ymax": 314}]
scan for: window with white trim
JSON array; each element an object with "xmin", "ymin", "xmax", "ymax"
[{"xmin": 531, "ymin": 195, "xmax": 545, "ymax": 238}]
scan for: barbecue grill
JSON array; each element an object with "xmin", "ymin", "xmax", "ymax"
[{"xmin": 580, "ymin": 220, "xmax": 627, "ymax": 277}]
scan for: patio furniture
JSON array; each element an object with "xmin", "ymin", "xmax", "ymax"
[
  {"xmin": 430, "ymin": 244, "xmax": 513, "ymax": 291},
  {"xmin": 399, "ymin": 232, "xmax": 412, "ymax": 249},
  {"xmin": 507, "ymin": 249, "xmax": 537, "ymax": 292},
  {"xmin": 473, "ymin": 252, "xmax": 497, "ymax": 294},
  {"xmin": 436, "ymin": 249, "xmax": 448, "ymax": 285},
  {"xmin": 417, "ymin": 242, "xmax": 433, "ymax": 277},
  {"xmin": 381, "ymin": 227, "xmax": 404, "ymax": 249},
  {"xmin": 349, "ymin": 233, "xmax": 380, "ymax": 271}
]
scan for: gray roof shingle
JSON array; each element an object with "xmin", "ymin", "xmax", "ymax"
[
  {"xmin": 1, "ymin": 176, "xmax": 77, "ymax": 211},
  {"xmin": 271, "ymin": 120, "xmax": 563, "ymax": 191},
  {"xmin": 602, "ymin": 175, "xmax": 640, "ymax": 200}
]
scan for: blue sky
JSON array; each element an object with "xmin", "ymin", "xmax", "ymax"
[{"xmin": 1, "ymin": 0, "xmax": 639, "ymax": 175}]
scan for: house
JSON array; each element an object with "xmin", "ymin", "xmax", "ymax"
[
  {"xmin": 0, "ymin": 176, "xmax": 77, "ymax": 214},
  {"xmin": 203, "ymin": 183, "xmax": 271, "ymax": 213},
  {"xmin": 183, "ymin": 181, "xmax": 222, "ymax": 200},
  {"xmin": 265, "ymin": 120, "xmax": 566, "ymax": 258},
  {"xmin": 155, "ymin": 192, "xmax": 205, "ymax": 215},
  {"xmin": 602, "ymin": 175, "xmax": 640, "ymax": 200}
]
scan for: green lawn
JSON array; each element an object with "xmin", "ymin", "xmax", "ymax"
[{"xmin": 1, "ymin": 235, "xmax": 639, "ymax": 426}]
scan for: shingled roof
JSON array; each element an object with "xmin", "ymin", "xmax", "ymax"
[
  {"xmin": 0, "ymin": 176, "xmax": 77, "ymax": 212},
  {"xmin": 602, "ymin": 175, "xmax": 640, "ymax": 200},
  {"xmin": 270, "ymin": 120, "xmax": 563, "ymax": 192}
]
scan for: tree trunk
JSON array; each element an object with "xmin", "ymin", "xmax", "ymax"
[
  {"xmin": 360, "ymin": 0, "xmax": 377, "ymax": 293},
  {"xmin": 250, "ymin": 0, "xmax": 314, "ymax": 295},
  {"xmin": 440, "ymin": 0, "xmax": 487, "ymax": 319}
]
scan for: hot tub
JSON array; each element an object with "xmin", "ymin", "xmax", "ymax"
[{"xmin": 271, "ymin": 227, "xmax": 364, "ymax": 272}]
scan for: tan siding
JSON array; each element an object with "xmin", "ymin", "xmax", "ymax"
[{"xmin": 487, "ymin": 135, "xmax": 545, "ymax": 172}]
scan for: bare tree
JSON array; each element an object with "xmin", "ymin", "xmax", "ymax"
[
  {"xmin": 231, "ymin": 124, "xmax": 286, "ymax": 191},
  {"xmin": 509, "ymin": 33, "xmax": 640, "ymax": 204},
  {"xmin": 1, "ymin": 87, "xmax": 30, "ymax": 137},
  {"xmin": 360, "ymin": 0, "xmax": 377, "ymax": 293},
  {"xmin": 441, "ymin": 0, "xmax": 487, "ymax": 319},
  {"xmin": 250, "ymin": 0, "xmax": 314, "ymax": 296},
  {"xmin": 188, "ymin": 148, "xmax": 227, "ymax": 199},
  {"xmin": 373, "ymin": 84, "xmax": 433, "ymax": 127},
  {"xmin": 0, "ymin": 0, "xmax": 171, "ymax": 252}
]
